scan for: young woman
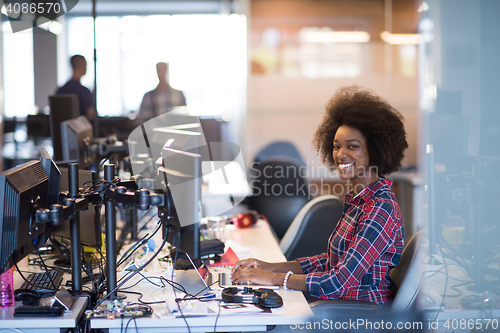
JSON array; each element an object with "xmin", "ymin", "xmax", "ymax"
[{"xmin": 231, "ymin": 85, "xmax": 408, "ymax": 305}]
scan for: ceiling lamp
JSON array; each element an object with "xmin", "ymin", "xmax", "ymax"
[
  {"xmin": 300, "ymin": 30, "xmax": 370, "ymax": 43},
  {"xmin": 381, "ymin": 31, "xmax": 421, "ymax": 45}
]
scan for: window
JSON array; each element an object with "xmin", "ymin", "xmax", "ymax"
[
  {"xmin": 2, "ymin": 22, "xmax": 34, "ymax": 117},
  {"xmin": 65, "ymin": 14, "xmax": 247, "ymax": 118}
]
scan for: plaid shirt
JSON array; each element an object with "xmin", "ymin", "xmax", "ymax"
[
  {"xmin": 138, "ymin": 86, "xmax": 186, "ymax": 122},
  {"xmin": 297, "ymin": 178, "xmax": 404, "ymax": 304}
]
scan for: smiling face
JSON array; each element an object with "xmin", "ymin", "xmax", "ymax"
[{"xmin": 333, "ymin": 125, "xmax": 379, "ymax": 192}]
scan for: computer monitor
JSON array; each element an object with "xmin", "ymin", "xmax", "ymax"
[
  {"xmin": 60, "ymin": 116, "xmax": 96, "ymax": 169},
  {"xmin": 27, "ymin": 114, "xmax": 51, "ymax": 141},
  {"xmin": 0, "ymin": 160, "xmax": 50, "ymax": 274},
  {"xmin": 51, "ymin": 167, "xmax": 101, "ymax": 249},
  {"xmin": 49, "ymin": 95, "xmax": 80, "ymax": 162},
  {"xmin": 129, "ymin": 113, "xmax": 203, "ymax": 179},
  {"xmin": 160, "ymin": 147, "xmax": 202, "ymax": 262},
  {"xmin": 152, "ymin": 127, "xmax": 202, "ymax": 153},
  {"xmin": 36, "ymin": 149, "xmax": 62, "ymax": 247}
]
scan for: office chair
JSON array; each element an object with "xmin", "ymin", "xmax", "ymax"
[
  {"xmin": 254, "ymin": 141, "xmax": 306, "ymax": 167},
  {"xmin": 309, "ymin": 230, "xmax": 424, "ymax": 314},
  {"xmin": 280, "ymin": 195, "xmax": 343, "ymax": 260},
  {"xmin": 247, "ymin": 158, "xmax": 309, "ymax": 240}
]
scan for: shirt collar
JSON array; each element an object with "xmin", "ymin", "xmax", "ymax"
[{"xmin": 345, "ymin": 178, "xmax": 393, "ymax": 204}]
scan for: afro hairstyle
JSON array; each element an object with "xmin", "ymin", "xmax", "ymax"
[{"xmin": 313, "ymin": 85, "xmax": 408, "ymax": 176}]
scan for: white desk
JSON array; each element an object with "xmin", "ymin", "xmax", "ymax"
[
  {"xmin": 0, "ymin": 297, "xmax": 88, "ymax": 333},
  {"xmin": 91, "ymin": 220, "xmax": 313, "ymax": 332}
]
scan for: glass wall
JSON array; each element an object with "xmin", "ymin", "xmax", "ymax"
[{"xmin": 420, "ymin": 0, "xmax": 500, "ymax": 324}]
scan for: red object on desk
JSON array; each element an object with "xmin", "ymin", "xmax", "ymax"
[{"xmin": 206, "ymin": 247, "xmax": 240, "ymax": 267}]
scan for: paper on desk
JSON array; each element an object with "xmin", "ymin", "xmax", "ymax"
[
  {"xmin": 206, "ymin": 247, "xmax": 239, "ymax": 268},
  {"xmin": 166, "ymin": 295, "xmax": 212, "ymax": 317},
  {"xmin": 207, "ymin": 302, "xmax": 267, "ymax": 315}
]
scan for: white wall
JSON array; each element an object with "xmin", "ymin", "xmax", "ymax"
[{"xmin": 245, "ymin": 75, "xmax": 419, "ymax": 176}]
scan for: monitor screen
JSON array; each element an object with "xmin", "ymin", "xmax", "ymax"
[
  {"xmin": 36, "ymin": 149, "xmax": 62, "ymax": 248},
  {"xmin": 0, "ymin": 160, "xmax": 49, "ymax": 274},
  {"xmin": 51, "ymin": 167, "xmax": 101, "ymax": 249},
  {"xmin": 160, "ymin": 147, "xmax": 202, "ymax": 261},
  {"xmin": 128, "ymin": 113, "xmax": 204, "ymax": 177},
  {"xmin": 49, "ymin": 95, "xmax": 80, "ymax": 162},
  {"xmin": 60, "ymin": 116, "xmax": 96, "ymax": 169}
]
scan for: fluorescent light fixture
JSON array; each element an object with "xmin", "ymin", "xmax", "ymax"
[
  {"xmin": 36, "ymin": 16, "xmax": 51, "ymax": 30},
  {"xmin": 48, "ymin": 20, "xmax": 63, "ymax": 35},
  {"xmin": 35, "ymin": 17, "xmax": 63, "ymax": 35},
  {"xmin": 381, "ymin": 31, "xmax": 421, "ymax": 45},
  {"xmin": 300, "ymin": 30, "xmax": 370, "ymax": 43},
  {"xmin": 418, "ymin": 2, "xmax": 429, "ymax": 12}
]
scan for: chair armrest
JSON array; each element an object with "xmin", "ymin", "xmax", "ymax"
[{"xmin": 310, "ymin": 299, "xmax": 380, "ymax": 316}]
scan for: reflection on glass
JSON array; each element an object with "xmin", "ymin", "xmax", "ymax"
[{"xmin": 420, "ymin": 0, "xmax": 500, "ymax": 325}]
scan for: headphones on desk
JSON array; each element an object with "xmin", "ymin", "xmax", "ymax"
[
  {"xmin": 221, "ymin": 287, "xmax": 283, "ymax": 308},
  {"xmin": 233, "ymin": 210, "xmax": 262, "ymax": 228}
]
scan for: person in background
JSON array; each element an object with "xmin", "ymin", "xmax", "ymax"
[
  {"xmin": 138, "ymin": 62, "xmax": 186, "ymax": 122},
  {"xmin": 56, "ymin": 54, "xmax": 95, "ymax": 120},
  {"xmin": 231, "ymin": 85, "xmax": 408, "ymax": 307}
]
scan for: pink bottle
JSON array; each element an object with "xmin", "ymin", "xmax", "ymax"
[{"xmin": 0, "ymin": 267, "xmax": 15, "ymax": 307}]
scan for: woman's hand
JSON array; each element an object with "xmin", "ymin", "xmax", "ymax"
[
  {"xmin": 231, "ymin": 258, "xmax": 273, "ymax": 274},
  {"xmin": 230, "ymin": 266, "xmax": 283, "ymax": 286}
]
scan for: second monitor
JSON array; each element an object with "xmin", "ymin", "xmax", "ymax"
[{"xmin": 51, "ymin": 167, "xmax": 102, "ymax": 250}]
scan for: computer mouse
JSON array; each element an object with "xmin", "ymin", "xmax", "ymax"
[{"xmin": 14, "ymin": 289, "xmax": 42, "ymax": 306}]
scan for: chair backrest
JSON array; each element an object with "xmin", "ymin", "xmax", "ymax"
[
  {"xmin": 254, "ymin": 141, "xmax": 306, "ymax": 167},
  {"xmin": 280, "ymin": 195, "xmax": 343, "ymax": 260},
  {"xmin": 247, "ymin": 158, "xmax": 309, "ymax": 240},
  {"xmin": 389, "ymin": 230, "xmax": 425, "ymax": 311}
]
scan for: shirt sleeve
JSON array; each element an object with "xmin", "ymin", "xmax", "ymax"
[
  {"xmin": 296, "ymin": 253, "xmax": 328, "ymax": 274},
  {"xmin": 305, "ymin": 201, "xmax": 396, "ymax": 299}
]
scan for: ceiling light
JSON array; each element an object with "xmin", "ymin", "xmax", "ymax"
[
  {"xmin": 300, "ymin": 30, "xmax": 370, "ymax": 43},
  {"xmin": 418, "ymin": 2, "xmax": 429, "ymax": 12},
  {"xmin": 48, "ymin": 20, "xmax": 63, "ymax": 35},
  {"xmin": 381, "ymin": 31, "xmax": 421, "ymax": 45}
]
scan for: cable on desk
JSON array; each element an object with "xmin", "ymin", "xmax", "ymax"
[
  {"xmin": 213, "ymin": 300, "xmax": 222, "ymax": 333},
  {"xmin": 170, "ymin": 229, "xmax": 191, "ymax": 333},
  {"xmin": 437, "ymin": 227, "xmax": 500, "ymax": 296},
  {"xmin": 124, "ymin": 316, "xmax": 140, "ymax": 333},
  {"xmin": 137, "ymin": 272, "xmax": 165, "ymax": 288},
  {"xmin": 93, "ymin": 222, "xmax": 169, "ymax": 310},
  {"xmin": 433, "ymin": 245, "xmax": 449, "ymax": 322},
  {"xmin": 116, "ymin": 219, "xmax": 162, "ymax": 268},
  {"xmin": 119, "ymin": 289, "xmax": 164, "ymax": 305}
]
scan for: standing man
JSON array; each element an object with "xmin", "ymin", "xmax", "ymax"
[
  {"xmin": 138, "ymin": 62, "xmax": 186, "ymax": 122},
  {"xmin": 56, "ymin": 54, "xmax": 95, "ymax": 120}
]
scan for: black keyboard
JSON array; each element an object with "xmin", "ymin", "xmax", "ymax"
[
  {"xmin": 14, "ymin": 305, "xmax": 65, "ymax": 317},
  {"xmin": 20, "ymin": 270, "xmax": 64, "ymax": 295}
]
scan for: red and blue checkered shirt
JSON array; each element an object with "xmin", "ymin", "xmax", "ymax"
[{"xmin": 297, "ymin": 178, "xmax": 404, "ymax": 304}]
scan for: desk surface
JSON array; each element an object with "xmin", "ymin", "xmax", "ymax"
[
  {"xmin": 91, "ymin": 220, "xmax": 313, "ymax": 332},
  {"xmin": 0, "ymin": 297, "xmax": 88, "ymax": 333}
]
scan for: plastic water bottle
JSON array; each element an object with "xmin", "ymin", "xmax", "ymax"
[{"xmin": 0, "ymin": 267, "xmax": 15, "ymax": 307}]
